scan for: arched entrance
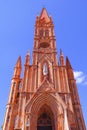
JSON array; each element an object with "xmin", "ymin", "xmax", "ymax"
[
  {"xmin": 37, "ymin": 105, "xmax": 54, "ymax": 130},
  {"xmin": 26, "ymin": 93, "xmax": 66, "ymax": 130}
]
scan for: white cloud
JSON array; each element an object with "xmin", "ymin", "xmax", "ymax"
[
  {"xmin": 74, "ymin": 71, "xmax": 83, "ymax": 79},
  {"xmin": 74, "ymin": 71, "xmax": 87, "ymax": 85}
]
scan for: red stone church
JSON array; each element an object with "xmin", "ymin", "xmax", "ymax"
[{"xmin": 3, "ymin": 8, "xmax": 86, "ymax": 130}]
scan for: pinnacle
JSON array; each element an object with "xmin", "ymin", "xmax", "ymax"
[
  {"xmin": 60, "ymin": 49, "xmax": 64, "ymax": 56},
  {"xmin": 26, "ymin": 50, "xmax": 30, "ymax": 56},
  {"xmin": 15, "ymin": 56, "xmax": 22, "ymax": 68},
  {"xmin": 66, "ymin": 56, "xmax": 72, "ymax": 69},
  {"xmin": 25, "ymin": 50, "xmax": 30, "ymax": 65}
]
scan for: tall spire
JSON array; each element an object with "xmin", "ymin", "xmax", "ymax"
[
  {"xmin": 66, "ymin": 56, "xmax": 72, "ymax": 69},
  {"xmin": 15, "ymin": 56, "xmax": 22, "ymax": 68},
  {"xmin": 66, "ymin": 56, "xmax": 74, "ymax": 79},
  {"xmin": 40, "ymin": 8, "xmax": 50, "ymax": 22},
  {"xmin": 13, "ymin": 56, "xmax": 22, "ymax": 78}
]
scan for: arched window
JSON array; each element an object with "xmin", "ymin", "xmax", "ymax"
[
  {"xmin": 40, "ymin": 29, "xmax": 44, "ymax": 37},
  {"xmin": 43, "ymin": 63, "xmax": 48, "ymax": 76},
  {"xmin": 45, "ymin": 30, "xmax": 49, "ymax": 36}
]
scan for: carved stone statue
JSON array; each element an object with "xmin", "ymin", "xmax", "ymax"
[{"xmin": 43, "ymin": 63, "xmax": 48, "ymax": 76}]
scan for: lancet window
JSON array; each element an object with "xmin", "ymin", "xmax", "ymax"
[
  {"xmin": 40, "ymin": 29, "xmax": 44, "ymax": 37},
  {"xmin": 45, "ymin": 30, "xmax": 49, "ymax": 36}
]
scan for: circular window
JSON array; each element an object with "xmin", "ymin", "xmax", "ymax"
[{"xmin": 39, "ymin": 42, "xmax": 49, "ymax": 48}]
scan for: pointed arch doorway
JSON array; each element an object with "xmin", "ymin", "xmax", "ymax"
[{"xmin": 37, "ymin": 105, "xmax": 55, "ymax": 130}]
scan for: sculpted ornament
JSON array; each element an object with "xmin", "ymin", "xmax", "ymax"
[{"xmin": 43, "ymin": 63, "xmax": 48, "ymax": 76}]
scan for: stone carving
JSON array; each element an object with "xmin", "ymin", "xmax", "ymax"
[{"xmin": 43, "ymin": 63, "xmax": 48, "ymax": 76}]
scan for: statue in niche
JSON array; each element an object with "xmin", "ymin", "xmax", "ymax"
[
  {"xmin": 26, "ymin": 116, "xmax": 30, "ymax": 126},
  {"xmin": 14, "ymin": 115, "xmax": 19, "ymax": 128},
  {"xmin": 43, "ymin": 63, "xmax": 48, "ymax": 76}
]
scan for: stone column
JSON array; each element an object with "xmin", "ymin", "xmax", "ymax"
[
  {"xmin": 64, "ymin": 110, "xmax": 69, "ymax": 130},
  {"xmin": 57, "ymin": 114, "xmax": 64, "ymax": 130}
]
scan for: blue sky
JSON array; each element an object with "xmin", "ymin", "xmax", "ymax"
[{"xmin": 0, "ymin": 0, "xmax": 87, "ymax": 128}]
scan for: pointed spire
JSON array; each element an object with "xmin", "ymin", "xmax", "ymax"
[
  {"xmin": 13, "ymin": 56, "xmax": 22, "ymax": 78},
  {"xmin": 66, "ymin": 56, "xmax": 72, "ymax": 69},
  {"xmin": 15, "ymin": 56, "xmax": 22, "ymax": 68},
  {"xmin": 40, "ymin": 8, "xmax": 50, "ymax": 22},
  {"xmin": 60, "ymin": 49, "xmax": 65, "ymax": 66},
  {"xmin": 66, "ymin": 56, "xmax": 74, "ymax": 79},
  {"xmin": 25, "ymin": 50, "xmax": 30, "ymax": 65}
]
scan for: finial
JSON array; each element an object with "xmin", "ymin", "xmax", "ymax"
[
  {"xmin": 15, "ymin": 56, "xmax": 22, "ymax": 68},
  {"xmin": 60, "ymin": 49, "xmax": 65, "ymax": 66},
  {"xmin": 26, "ymin": 50, "xmax": 30, "ymax": 56},
  {"xmin": 25, "ymin": 50, "xmax": 30, "ymax": 65},
  {"xmin": 60, "ymin": 49, "xmax": 63, "ymax": 56}
]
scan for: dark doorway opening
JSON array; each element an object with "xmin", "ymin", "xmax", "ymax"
[
  {"xmin": 37, "ymin": 126, "xmax": 52, "ymax": 130},
  {"xmin": 37, "ymin": 113, "xmax": 52, "ymax": 130}
]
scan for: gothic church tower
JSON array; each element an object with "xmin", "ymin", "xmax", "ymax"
[{"xmin": 3, "ymin": 8, "xmax": 86, "ymax": 130}]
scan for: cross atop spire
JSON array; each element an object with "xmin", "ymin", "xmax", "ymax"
[{"xmin": 40, "ymin": 8, "xmax": 50, "ymax": 22}]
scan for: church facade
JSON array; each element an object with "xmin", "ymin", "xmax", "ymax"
[{"xmin": 3, "ymin": 8, "xmax": 86, "ymax": 130}]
